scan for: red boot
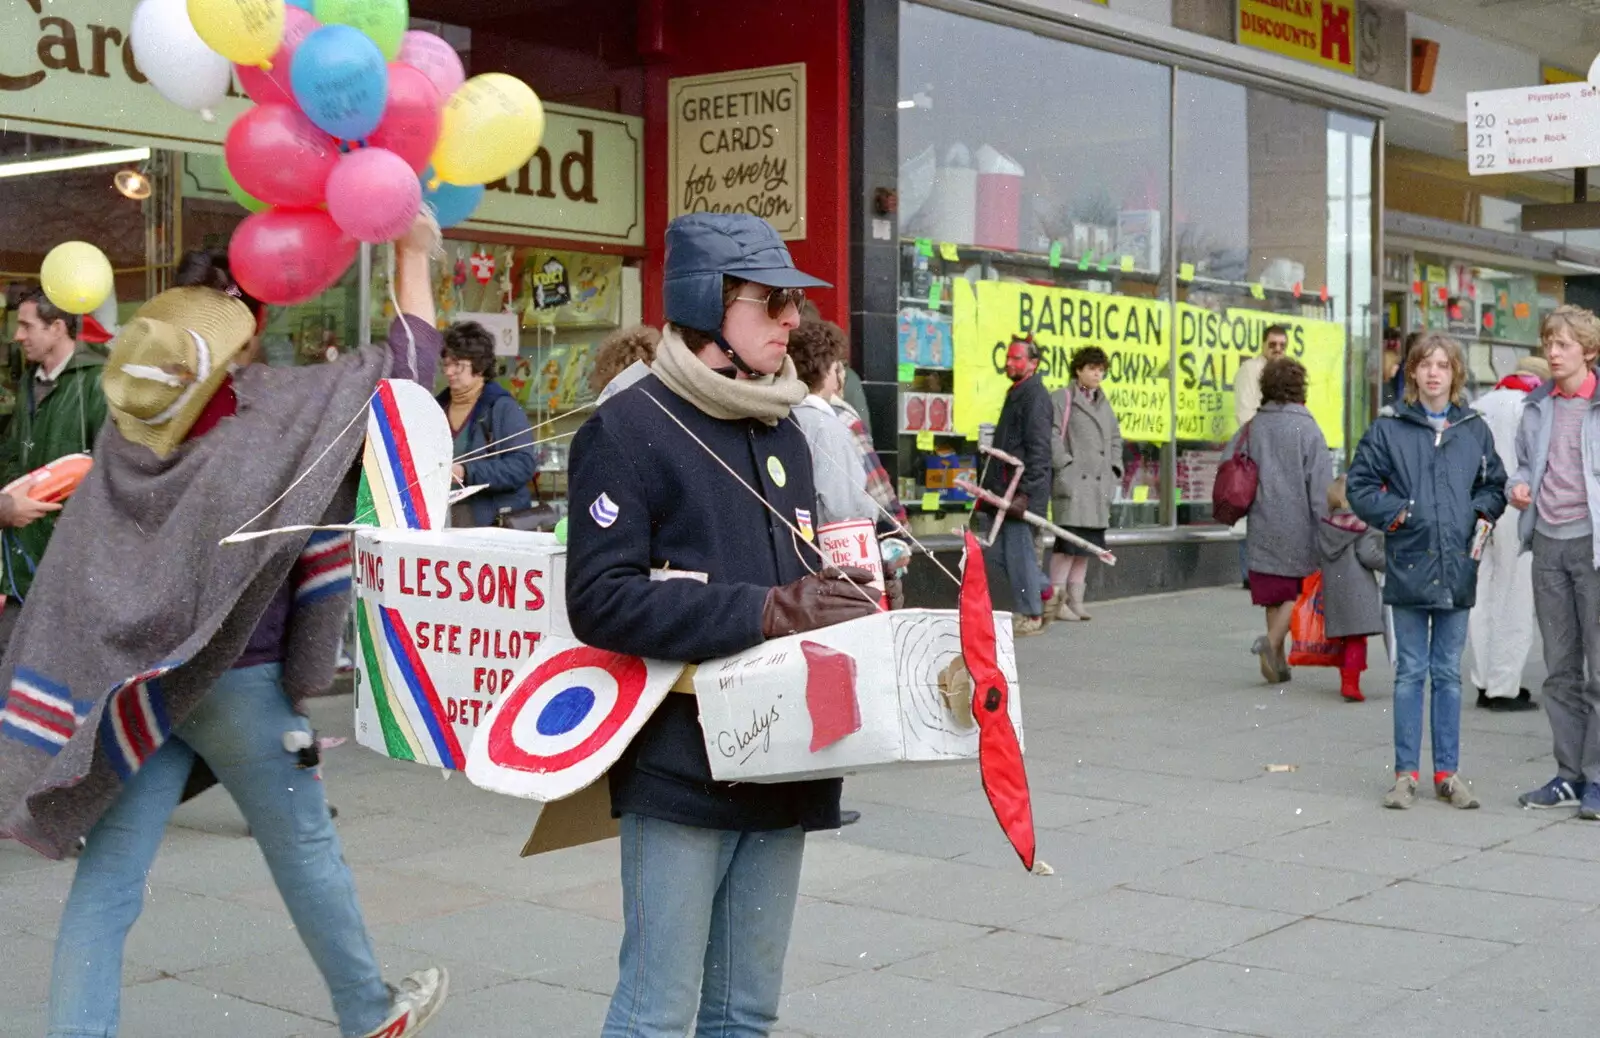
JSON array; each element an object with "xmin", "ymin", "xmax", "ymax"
[{"xmin": 1339, "ymin": 637, "xmax": 1366, "ymax": 702}]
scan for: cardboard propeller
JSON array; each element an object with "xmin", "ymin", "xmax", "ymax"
[{"xmin": 959, "ymin": 529, "xmax": 1036, "ymax": 871}]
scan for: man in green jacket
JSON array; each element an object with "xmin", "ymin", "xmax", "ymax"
[{"xmin": 1, "ymin": 287, "xmax": 108, "ymax": 640}]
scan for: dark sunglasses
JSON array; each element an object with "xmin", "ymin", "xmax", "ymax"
[{"xmin": 732, "ymin": 287, "xmax": 806, "ymax": 319}]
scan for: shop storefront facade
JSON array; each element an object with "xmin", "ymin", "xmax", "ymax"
[
  {"xmin": 852, "ymin": 0, "xmax": 1385, "ymax": 599},
  {"xmin": 1, "ymin": 0, "xmax": 857, "ymax": 520},
  {"xmin": 12, "ymin": 0, "xmax": 1571, "ymax": 601}
]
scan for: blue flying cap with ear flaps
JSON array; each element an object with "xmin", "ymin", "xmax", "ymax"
[{"xmin": 662, "ymin": 213, "xmax": 830, "ymax": 333}]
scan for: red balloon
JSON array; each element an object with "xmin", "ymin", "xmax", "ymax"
[
  {"xmin": 225, "ymin": 104, "xmax": 340, "ymax": 209},
  {"xmin": 236, "ymin": 7, "xmax": 319, "ymax": 107},
  {"xmin": 230, "ymin": 209, "xmax": 358, "ymax": 305},
  {"xmin": 366, "ymin": 63, "xmax": 442, "ymax": 173}
]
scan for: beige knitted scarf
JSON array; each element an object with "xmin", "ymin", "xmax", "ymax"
[{"xmin": 650, "ymin": 325, "xmax": 805, "ymax": 427}]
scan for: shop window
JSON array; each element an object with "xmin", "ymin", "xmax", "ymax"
[
  {"xmin": 1172, "ymin": 74, "xmax": 1374, "ymax": 521},
  {"xmin": 380, "ymin": 238, "xmax": 635, "ymax": 508},
  {"xmin": 896, "ymin": 3, "xmax": 1170, "ymax": 532},
  {"xmin": 1381, "ymin": 247, "xmax": 1554, "ymax": 408},
  {"xmin": 0, "ymin": 132, "xmax": 149, "ymax": 419}
]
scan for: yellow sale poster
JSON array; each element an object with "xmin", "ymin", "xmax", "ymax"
[{"xmin": 952, "ymin": 282, "xmax": 1347, "ymax": 449}]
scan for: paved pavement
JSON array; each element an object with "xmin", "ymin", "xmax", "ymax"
[{"xmin": 3, "ymin": 586, "xmax": 1597, "ymax": 1037}]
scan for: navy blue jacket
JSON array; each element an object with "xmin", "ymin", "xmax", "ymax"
[
  {"xmin": 438, "ymin": 381, "xmax": 538, "ymax": 526},
  {"xmin": 565, "ymin": 373, "xmax": 840, "ymax": 832},
  {"xmin": 980, "ymin": 373, "xmax": 1053, "ymax": 512},
  {"xmin": 1346, "ymin": 401, "xmax": 1506, "ymax": 610}
]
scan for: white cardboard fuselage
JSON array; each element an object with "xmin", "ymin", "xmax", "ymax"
[
  {"xmin": 692, "ymin": 609, "xmax": 1021, "ymax": 783},
  {"xmin": 352, "ymin": 527, "xmax": 571, "ymax": 767}
]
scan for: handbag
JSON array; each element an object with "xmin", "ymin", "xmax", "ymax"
[
  {"xmin": 1211, "ymin": 421, "xmax": 1258, "ymax": 525},
  {"xmin": 493, "ymin": 502, "xmax": 561, "ymax": 532},
  {"xmin": 1287, "ymin": 572, "xmax": 1342, "ymax": 667}
]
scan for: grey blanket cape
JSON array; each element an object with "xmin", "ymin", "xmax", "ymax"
[{"xmin": 0, "ymin": 340, "xmax": 399, "ymax": 859}]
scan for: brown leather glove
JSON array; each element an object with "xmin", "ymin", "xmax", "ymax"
[
  {"xmin": 761, "ymin": 568, "xmax": 879, "ymax": 638},
  {"xmin": 1005, "ymin": 492, "xmax": 1030, "ymax": 519}
]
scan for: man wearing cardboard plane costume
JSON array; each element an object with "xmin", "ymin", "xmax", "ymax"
[{"xmin": 566, "ymin": 212, "xmax": 881, "ymax": 1037}]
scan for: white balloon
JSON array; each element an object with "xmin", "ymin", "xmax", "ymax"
[{"xmin": 131, "ymin": 0, "xmax": 231, "ymax": 120}]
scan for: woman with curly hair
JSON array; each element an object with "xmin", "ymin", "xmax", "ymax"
[
  {"xmin": 786, "ymin": 316, "xmax": 876, "ymax": 525},
  {"xmin": 590, "ymin": 324, "xmax": 662, "ymax": 405},
  {"xmin": 1237, "ymin": 356, "xmax": 1332, "ymax": 684},
  {"xmin": 1047, "ymin": 346, "xmax": 1122, "ymax": 621}
]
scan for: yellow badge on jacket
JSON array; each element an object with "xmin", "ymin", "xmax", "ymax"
[{"xmin": 767, "ymin": 456, "xmax": 787, "ymax": 487}]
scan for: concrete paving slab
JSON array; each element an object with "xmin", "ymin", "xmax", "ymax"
[
  {"xmin": 1321, "ymin": 879, "xmax": 1590, "ymax": 943},
  {"xmin": 785, "ymin": 897, "xmax": 989, "ymax": 969},
  {"xmin": 886, "ymin": 929, "xmax": 1185, "ymax": 1005},
  {"xmin": 986, "ymin": 1007, "xmax": 1237, "ymax": 1037},
  {"xmin": 1227, "ymin": 824, "xmax": 1472, "ymax": 876},
  {"xmin": 1126, "ymin": 852, "xmax": 1389, "ymax": 915},
  {"xmin": 1416, "ymin": 848, "xmax": 1600, "ymax": 903},
  {"xmin": 1093, "ymin": 960, "xmax": 1406, "ymax": 1037},
  {"xmin": 1211, "ymin": 917, "xmax": 1510, "ymax": 990},
  {"xmin": 1016, "ymin": 887, "xmax": 1298, "ymax": 959},
  {"xmin": 779, "ymin": 971, "xmax": 1061, "ymax": 1038}
]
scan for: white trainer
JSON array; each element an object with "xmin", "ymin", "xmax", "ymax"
[{"xmin": 358, "ymin": 967, "xmax": 449, "ymax": 1038}]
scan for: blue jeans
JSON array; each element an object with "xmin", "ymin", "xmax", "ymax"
[
  {"xmin": 988, "ymin": 518, "xmax": 1044, "ymax": 617},
  {"xmin": 603, "ymin": 814, "xmax": 805, "ymax": 1038},
  {"xmin": 48, "ymin": 664, "xmax": 390, "ymax": 1038},
  {"xmin": 1391, "ymin": 607, "xmax": 1470, "ymax": 776}
]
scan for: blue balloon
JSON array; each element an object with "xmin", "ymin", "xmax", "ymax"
[
  {"xmin": 422, "ymin": 169, "xmax": 484, "ymax": 228},
  {"xmin": 290, "ymin": 25, "xmax": 388, "ymax": 141},
  {"xmin": 286, "ymin": 0, "xmax": 314, "ymax": 9}
]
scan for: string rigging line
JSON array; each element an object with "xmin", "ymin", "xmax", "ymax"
[{"xmin": 639, "ymin": 389, "xmax": 885, "ymax": 614}]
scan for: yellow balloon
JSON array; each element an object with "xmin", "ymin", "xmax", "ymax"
[
  {"xmin": 432, "ymin": 74, "xmax": 545, "ymax": 187},
  {"xmin": 40, "ymin": 242, "xmax": 115, "ymax": 316},
  {"xmin": 186, "ymin": 0, "xmax": 285, "ymax": 69}
]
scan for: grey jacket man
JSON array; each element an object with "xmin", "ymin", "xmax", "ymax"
[{"xmin": 1512, "ymin": 380, "xmax": 1600, "ymax": 566}]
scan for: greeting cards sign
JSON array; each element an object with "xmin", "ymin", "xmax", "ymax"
[{"xmin": 668, "ymin": 63, "xmax": 806, "ymax": 239}]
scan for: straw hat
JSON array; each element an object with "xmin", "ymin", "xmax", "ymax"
[
  {"xmin": 1516, "ymin": 355, "xmax": 1551, "ymax": 380},
  {"xmin": 102, "ymin": 287, "xmax": 255, "ymax": 457}
]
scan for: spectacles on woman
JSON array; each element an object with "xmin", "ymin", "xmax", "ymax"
[{"xmin": 732, "ymin": 287, "xmax": 806, "ymax": 319}]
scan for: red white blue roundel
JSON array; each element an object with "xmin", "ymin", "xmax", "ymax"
[
  {"xmin": 489, "ymin": 646, "xmax": 643, "ymax": 771},
  {"xmin": 466, "ymin": 639, "xmax": 679, "ymax": 801}
]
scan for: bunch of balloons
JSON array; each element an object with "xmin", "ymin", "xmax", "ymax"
[{"xmin": 130, "ymin": 0, "xmax": 546, "ymax": 305}]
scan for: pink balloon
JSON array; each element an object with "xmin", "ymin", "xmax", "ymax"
[
  {"xmin": 367, "ymin": 63, "xmax": 442, "ymax": 173},
  {"xmin": 224, "ymin": 103, "xmax": 340, "ymax": 209},
  {"xmin": 236, "ymin": 7, "xmax": 320, "ymax": 106},
  {"xmin": 326, "ymin": 147, "xmax": 422, "ymax": 244},
  {"xmin": 397, "ymin": 31, "xmax": 465, "ymax": 101},
  {"xmin": 230, "ymin": 209, "xmax": 358, "ymax": 305}
]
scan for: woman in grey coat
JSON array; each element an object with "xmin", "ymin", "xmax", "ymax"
[
  {"xmin": 1236, "ymin": 357, "xmax": 1332, "ymax": 683},
  {"xmin": 1048, "ymin": 346, "xmax": 1122, "ymax": 621},
  {"xmin": 1319, "ymin": 475, "xmax": 1386, "ymax": 702}
]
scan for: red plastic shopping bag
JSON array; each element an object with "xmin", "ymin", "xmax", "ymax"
[{"xmin": 1287, "ymin": 572, "xmax": 1342, "ymax": 667}]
